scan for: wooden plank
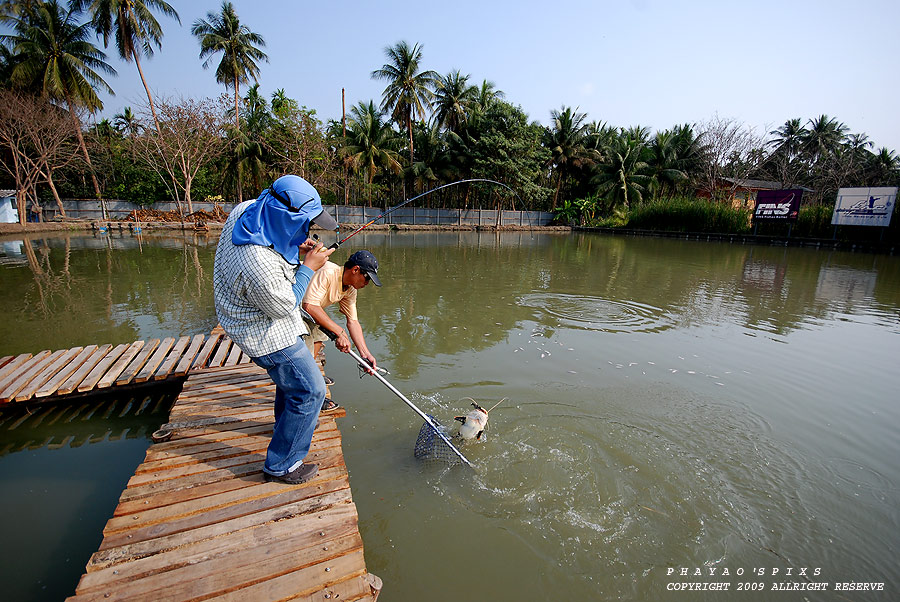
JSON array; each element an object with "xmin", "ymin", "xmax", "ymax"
[
  {"xmin": 224, "ymin": 342, "xmax": 242, "ymax": 367},
  {"xmin": 96, "ymin": 341, "xmax": 144, "ymax": 389},
  {"xmin": 0, "ymin": 355, "xmax": 14, "ymax": 371},
  {"xmin": 153, "ymin": 336, "xmax": 190, "ymax": 380},
  {"xmin": 238, "ymin": 351, "xmax": 252, "ymax": 364},
  {"xmin": 172, "ymin": 334, "xmax": 205, "ymax": 376},
  {"xmin": 133, "ymin": 338, "xmax": 175, "ymax": 383},
  {"xmin": 0, "ymin": 352, "xmax": 37, "ymax": 392},
  {"xmin": 115, "ymin": 339, "xmax": 159, "ymax": 386},
  {"xmin": 0, "ymin": 350, "xmax": 54, "ymax": 403},
  {"xmin": 208, "ymin": 337, "xmax": 233, "ymax": 369},
  {"xmin": 190, "ymin": 333, "xmax": 221, "ymax": 371},
  {"xmin": 74, "ymin": 503, "xmax": 360, "ymax": 594},
  {"xmin": 14, "ymin": 347, "xmax": 84, "ymax": 402},
  {"xmin": 56, "ymin": 346, "xmax": 112, "ymax": 396},
  {"xmin": 77, "ymin": 344, "xmax": 129, "ymax": 393},
  {"xmin": 34, "ymin": 345, "xmax": 99, "ymax": 398}
]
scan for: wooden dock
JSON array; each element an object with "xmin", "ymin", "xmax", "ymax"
[
  {"xmin": 64, "ymin": 361, "xmax": 381, "ymax": 602},
  {"xmin": 0, "ymin": 329, "xmax": 252, "ymax": 406}
]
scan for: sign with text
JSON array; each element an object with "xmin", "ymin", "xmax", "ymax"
[
  {"xmin": 831, "ymin": 187, "xmax": 897, "ymax": 227},
  {"xmin": 753, "ymin": 189, "xmax": 803, "ymax": 221}
]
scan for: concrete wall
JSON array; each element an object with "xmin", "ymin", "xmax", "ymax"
[{"xmin": 39, "ymin": 199, "xmax": 554, "ymax": 226}]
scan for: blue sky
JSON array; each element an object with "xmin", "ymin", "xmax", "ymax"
[{"xmin": 89, "ymin": 0, "xmax": 899, "ymax": 151}]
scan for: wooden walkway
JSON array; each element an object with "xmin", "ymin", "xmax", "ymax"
[
  {"xmin": 0, "ymin": 329, "xmax": 252, "ymax": 406},
  {"xmin": 65, "ymin": 362, "xmax": 381, "ymax": 602}
]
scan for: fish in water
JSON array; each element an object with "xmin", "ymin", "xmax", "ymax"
[{"xmin": 454, "ymin": 398, "xmax": 506, "ymax": 441}]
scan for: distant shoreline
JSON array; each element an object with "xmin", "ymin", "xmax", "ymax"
[{"xmin": 0, "ymin": 221, "xmax": 572, "ymax": 237}]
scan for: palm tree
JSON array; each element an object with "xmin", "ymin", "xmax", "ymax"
[
  {"xmin": 474, "ymin": 78, "xmax": 504, "ymax": 113},
  {"xmin": 371, "ymin": 41, "xmax": 438, "ymax": 164},
  {"xmin": 545, "ymin": 106, "xmax": 590, "ymax": 210},
  {"xmin": 591, "ymin": 134, "xmax": 650, "ymax": 211},
  {"xmin": 112, "ymin": 105, "xmax": 139, "ymax": 135},
  {"xmin": 647, "ymin": 129, "xmax": 687, "ymax": 199},
  {"xmin": 801, "ymin": 114, "xmax": 848, "ymax": 165},
  {"xmin": 4, "ymin": 0, "xmax": 116, "ymax": 207},
  {"xmin": 191, "ymin": 1, "xmax": 267, "ymax": 131},
  {"xmin": 74, "ymin": 0, "xmax": 179, "ymax": 135},
  {"xmin": 432, "ymin": 70, "xmax": 477, "ymax": 134},
  {"xmin": 340, "ymin": 100, "xmax": 402, "ymax": 199}
]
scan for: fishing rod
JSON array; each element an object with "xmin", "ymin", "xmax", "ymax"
[{"xmin": 325, "ymin": 178, "xmax": 520, "ymax": 250}]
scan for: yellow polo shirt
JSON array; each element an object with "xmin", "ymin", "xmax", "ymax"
[{"xmin": 302, "ymin": 261, "xmax": 358, "ymax": 321}]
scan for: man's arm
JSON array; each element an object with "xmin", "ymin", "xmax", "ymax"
[
  {"xmin": 345, "ymin": 318, "xmax": 376, "ymax": 370},
  {"xmin": 302, "ymin": 302, "xmax": 352, "ymax": 352}
]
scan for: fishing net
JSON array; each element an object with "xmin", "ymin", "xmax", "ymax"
[{"xmin": 413, "ymin": 414, "xmax": 467, "ymax": 465}]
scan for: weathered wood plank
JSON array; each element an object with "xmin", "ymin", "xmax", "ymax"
[
  {"xmin": 77, "ymin": 344, "xmax": 129, "ymax": 393},
  {"xmin": 190, "ymin": 333, "xmax": 221, "ymax": 371},
  {"xmin": 56, "ymin": 346, "xmax": 113, "ymax": 396},
  {"xmin": 75, "ymin": 503, "xmax": 360, "ymax": 595},
  {"xmin": 96, "ymin": 341, "xmax": 144, "ymax": 389},
  {"xmin": 14, "ymin": 347, "xmax": 84, "ymax": 402},
  {"xmin": 224, "ymin": 342, "xmax": 243, "ymax": 367},
  {"xmin": 0, "ymin": 352, "xmax": 41, "ymax": 394},
  {"xmin": 34, "ymin": 346, "xmax": 99, "ymax": 398},
  {"xmin": 0, "ymin": 353, "xmax": 30, "ymax": 382},
  {"xmin": 134, "ymin": 338, "xmax": 175, "ymax": 383},
  {"xmin": 0, "ymin": 355, "xmax": 12, "ymax": 370},
  {"xmin": 153, "ymin": 336, "xmax": 190, "ymax": 380},
  {"xmin": 0, "ymin": 350, "xmax": 54, "ymax": 403},
  {"xmin": 208, "ymin": 337, "xmax": 233, "ymax": 369},
  {"xmin": 115, "ymin": 339, "xmax": 159, "ymax": 386},
  {"xmin": 172, "ymin": 334, "xmax": 205, "ymax": 376}
]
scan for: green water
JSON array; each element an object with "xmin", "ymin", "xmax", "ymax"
[{"xmin": 0, "ymin": 231, "xmax": 898, "ymax": 601}]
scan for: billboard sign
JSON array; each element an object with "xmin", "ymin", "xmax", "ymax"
[
  {"xmin": 831, "ymin": 187, "xmax": 897, "ymax": 227},
  {"xmin": 753, "ymin": 189, "xmax": 803, "ymax": 221}
]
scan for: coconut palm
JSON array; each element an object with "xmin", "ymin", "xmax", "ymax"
[
  {"xmin": 647, "ymin": 129, "xmax": 688, "ymax": 199},
  {"xmin": 74, "ymin": 0, "xmax": 179, "ymax": 135},
  {"xmin": 544, "ymin": 106, "xmax": 590, "ymax": 210},
  {"xmin": 371, "ymin": 40, "xmax": 438, "ymax": 164},
  {"xmin": 112, "ymin": 105, "xmax": 140, "ymax": 135},
  {"xmin": 801, "ymin": 114, "xmax": 848, "ymax": 165},
  {"xmin": 4, "ymin": 0, "xmax": 116, "ymax": 205},
  {"xmin": 191, "ymin": 1, "xmax": 267, "ymax": 130},
  {"xmin": 340, "ymin": 100, "xmax": 402, "ymax": 191},
  {"xmin": 432, "ymin": 70, "xmax": 477, "ymax": 134},
  {"xmin": 474, "ymin": 78, "xmax": 504, "ymax": 113},
  {"xmin": 591, "ymin": 134, "xmax": 650, "ymax": 211}
]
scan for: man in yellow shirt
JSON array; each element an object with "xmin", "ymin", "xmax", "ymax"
[{"xmin": 301, "ymin": 250, "xmax": 381, "ymax": 409}]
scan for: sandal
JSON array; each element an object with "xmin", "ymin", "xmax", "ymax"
[
  {"xmin": 321, "ymin": 398, "xmax": 340, "ymax": 412},
  {"xmin": 323, "ymin": 375, "xmax": 335, "ymax": 385}
]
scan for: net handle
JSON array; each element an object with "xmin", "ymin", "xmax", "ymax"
[{"xmin": 322, "ymin": 329, "xmax": 474, "ymax": 468}]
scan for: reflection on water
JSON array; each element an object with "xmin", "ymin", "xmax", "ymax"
[
  {"xmin": 1, "ymin": 231, "xmax": 899, "ymax": 601},
  {"xmin": 0, "ymin": 390, "xmax": 176, "ymax": 602}
]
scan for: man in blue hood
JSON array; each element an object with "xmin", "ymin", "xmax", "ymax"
[{"xmin": 213, "ymin": 175, "xmax": 340, "ymax": 484}]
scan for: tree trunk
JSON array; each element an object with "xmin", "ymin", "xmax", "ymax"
[
  {"xmin": 552, "ymin": 171, "xmax": 563, "ymax": 211},
  {"xmin": 133, "ymin": 50, "xmax": 162, "ymax": 136},
  {"xmin": 43, "ymin": 165, "xmax": 65, "ymax": 217},
  {"xmin": 65, "ymin": 100, "xmax": 104, "ymax": 218}
]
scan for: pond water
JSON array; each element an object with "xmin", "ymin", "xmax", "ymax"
[{"xmin": 0, "ymin": 230, "xmax": 898, "ymax": 601}]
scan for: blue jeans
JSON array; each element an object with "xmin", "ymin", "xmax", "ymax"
[{"xmin": 251, "ymin": 336, "xmax": 326, "ymax": 476}]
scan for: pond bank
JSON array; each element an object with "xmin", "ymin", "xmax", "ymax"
[
  {"xmin": 0, "ymin": 221, "xmax": 572, "ymax": 237},
  {"xmin": 577, "ymin": 225, "xmax": 898, "ymax": 254}
]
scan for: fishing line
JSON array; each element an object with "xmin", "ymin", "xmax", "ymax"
[{"xmin": 326, "ymin": 178, "xmax": 520, "ymax": 250}]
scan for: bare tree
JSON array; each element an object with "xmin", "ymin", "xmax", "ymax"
[
  {"xmin": 0, "ymin": 90, "xmax": 81, "ymax": 221},
  {"xmin": 132, "ymin": 95, "xmax": 228, "ymax": 214},
  {"xmin": 696, "ymin": 114, "xmax": 766, "ymax": 202},
  {"xmin": 266, "ymin": 104, "xmax": 335, "ymax": 190}
]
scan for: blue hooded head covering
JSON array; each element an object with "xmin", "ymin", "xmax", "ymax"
[{"xmin": 232, "ymin": 175, "xmax": 338, "ymax": 264}]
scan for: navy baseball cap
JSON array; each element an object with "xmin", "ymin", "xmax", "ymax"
[{"xmin": 348, "ymin": 250, "xmax": 381, "ymax": 287}]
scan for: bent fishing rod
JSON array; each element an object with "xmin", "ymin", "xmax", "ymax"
[{"xmin": 324, "ymin": 178, "xmax": 520, "ymax": 250}]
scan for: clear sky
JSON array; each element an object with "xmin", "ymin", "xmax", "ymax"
[{"xmin": 91, "ymin": 0, "xmax": 900, "ymax": 152}]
